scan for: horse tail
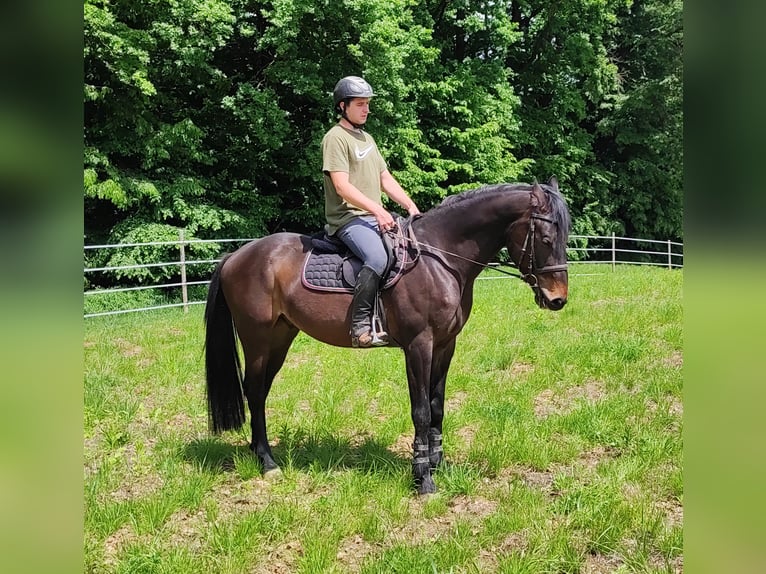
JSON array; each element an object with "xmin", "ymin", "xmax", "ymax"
[{"xmin": 204, "ymin": 254, "xmax": 246, "ymax": 433}]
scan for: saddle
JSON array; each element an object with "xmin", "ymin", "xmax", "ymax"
[{"xmin": 301, "ymin": 216, "xmax": 420, "ymax": 293}]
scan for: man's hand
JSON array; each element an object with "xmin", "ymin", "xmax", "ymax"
[
  {"xmin": 406, "ymin": 204, "xmax": 421, "ymax": 217},
  {"xmin": 374, "ymin": 209, "xmax": 396, "ymax": 232}
]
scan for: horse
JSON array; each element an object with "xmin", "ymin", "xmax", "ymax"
[{"xmin": 204, "ymin": 177, "xmax": 571, "ymax": 495}]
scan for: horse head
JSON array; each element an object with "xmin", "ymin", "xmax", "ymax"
[{"xmin": 507, "ymin": 176, "xmax": 570, "ymax": 311}]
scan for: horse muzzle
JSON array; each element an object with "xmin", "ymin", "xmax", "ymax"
[{"xmin": 531, "ymin": 281, "xmax": 568, "ymax": 311}]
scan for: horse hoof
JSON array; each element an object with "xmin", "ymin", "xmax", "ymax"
[
  {"xmin": 416, "ymin": 477, "xmax": 438, "ymax": 496},
  {"xmin": 263, "ymin": 467, "xmax": 283, "ymax": 481}
]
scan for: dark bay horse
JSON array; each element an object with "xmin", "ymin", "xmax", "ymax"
[{"xmin": 204, "ymin": 177, "xmax": 571, "ymax": 494}]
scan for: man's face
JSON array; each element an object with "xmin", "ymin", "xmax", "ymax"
[{"xmin": 342, "ymin": 97, "xmax": 370, "ymax": 125}]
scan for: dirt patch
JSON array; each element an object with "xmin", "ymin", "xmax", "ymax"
[
  {"xmin": 115, "ymin": 337, "xmax": 144, "ymax": 358},
  {"xmin": 534, "ymin": 380, "xmax": 607, "ymax": 418},
  {"xmin": 455, "ymin": 424, "xmax": 478, "ymax": 452},
  {"xmin": 163, "ymin": 509, "xmax": 207, "ymax": 553},
  {"xmin": 388, "ymin": 433, "xmax": 413, "ymax": 459},
  {"xmin": 656, "ymin": 496, "xmax": 683, "ymax": 528},
  {"xmin": 517, "ymin": 468, "xmax": 556, "ymax": 493},
  {"xmin": 643, "ymin": 397, "xmax": 683, "ymax": 433},
  {"xmin": 508, "ymin": 362, "xmax": 534, "ymax": 377},
  {"xmin": 447, "ymin": 494, "xmax": 497, "ymax": 518},
  {"xmin": 163, "ymin": 412, "xmax": 201, "ymax": 434},
  {"xmin": 666, "ymin": 555, "xmax": 683, "ymax": 573},
  {"xmin": 385, "ymin": 494, "xmax": 498, "ymax": 549},
  {"xmin": 107, "ymin": 444, "xmax": 163, "ymax": 502},
  {"xmin": 492, "ymin": 466, "xmax": 544, "ymax": 492},
  {"xmin": 668, "ymin": 397, "xmax": 683, "ymax": 418},
  {"xmin": 252, "ymin": 539, "xmax": 304, "ymax": 574},
  {"xmin": 448, "ymin": 390, "xmax": 469, "ymax": 411},
  {"xmin": 336, "ymin": 534, "xmax": 379, "ymax": 573},
  {"xmin": 575, "ymin": 445, "xmax": 619, "ymax": 473},
  {"xmin": 663, "ymin": 351, "xmax": 683, "ymax": 368},
  {"xmin": 475, "ymin": 529, "xmax": 530, "ymax": 571},
  {"xmin": 102, "ymin": 523, "xmax": 140, "ymax": 568},
  {"xmin": 210, "ymin": 476, "xmax": 275, "ymax": 517},
  {"xmin": 582, "ymin": 552, "xmax": 624, "ymax": 573},
  {"xmin": 533, "ymin": 389, "xmax": 557, "ymax": 418}
]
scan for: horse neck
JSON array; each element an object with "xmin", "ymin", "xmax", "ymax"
[{"xmin": 417, "ymin": 189, "xmax": 532, "ymax": 274}]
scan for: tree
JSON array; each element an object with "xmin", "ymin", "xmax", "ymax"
[
  {"xmin": 596, "ymin": 0, "xmax": 683, "ymax": 240},
  {"xmin": 84, "ymin": 0, "xmax": 683, "ymax": 269}
]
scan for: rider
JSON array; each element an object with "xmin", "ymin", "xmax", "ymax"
[{"xmin": 322, "ymin": 75, "xmax": 421, "ymax": 348}]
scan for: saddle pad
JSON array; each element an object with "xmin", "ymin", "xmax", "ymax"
[
  {"xmin": 301, "ymin": 252, "xmax": 361, "ymax": 292},
  {"xmin": 301, "ymin": 238, "xmax": 413, "ymax": 293}
]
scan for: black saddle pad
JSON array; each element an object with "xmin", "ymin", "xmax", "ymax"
[
  {"xmin": 301, "ymin": 252, "xmax": 364, "ymax": 292},
  {"xmin": 301, "ymin": 223, "xmax": 416, "ymax": 293}
]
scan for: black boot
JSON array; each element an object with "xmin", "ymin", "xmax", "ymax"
[{"xmin": 350, "ymin": 266, "xmax": 389, "ymax": 348}]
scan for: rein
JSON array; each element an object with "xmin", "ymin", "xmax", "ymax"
[{"xmin": 387, "ymin": 211, "xmax": 567, "ymax": 283}]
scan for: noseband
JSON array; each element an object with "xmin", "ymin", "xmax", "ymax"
[{"xmin": 517, "ymin": 213, "xmax": 568, "ymax": 286}]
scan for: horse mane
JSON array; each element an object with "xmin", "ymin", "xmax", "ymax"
[{"xmin": 435, "ymin": 182, "xmax": 571, "ymax": 233}]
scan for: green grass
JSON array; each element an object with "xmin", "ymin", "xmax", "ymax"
[{"xmin": 84, "ymin": 264, "xmax": 683, "ymax": 573}]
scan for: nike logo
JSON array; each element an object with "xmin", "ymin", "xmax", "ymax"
[{"xmin": 355, "ymin": 145, "xmax": 374, "ymax": 160}]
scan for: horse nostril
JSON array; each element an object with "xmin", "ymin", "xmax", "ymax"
[{"xmin": 550, "ymin": 298, "xmax": 566, "ymax": 310}]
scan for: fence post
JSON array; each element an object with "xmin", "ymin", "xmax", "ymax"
[
  {"xmin": 667, "ymin": 240, "xmax": 672, "ymax": 269},
  {"xmin": 611, "ymin": 232, "xmax": 616, "ymax": 271},
  {"xmin": 179, "ymin": 229, "xmax": 188, "ymax": 313}
]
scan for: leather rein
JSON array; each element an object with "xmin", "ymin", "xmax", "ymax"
[{"xmin": 387, "ymin": 211, "xmax": 568, "ymax": 285}]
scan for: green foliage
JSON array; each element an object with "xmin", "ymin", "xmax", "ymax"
[
  {"xmin": 596, "ymin": 0, "xmax": 683, "ymax": 240},
  {"xmin": 84, "ymin": 0, "xmax": 683, "ymax": 246}
]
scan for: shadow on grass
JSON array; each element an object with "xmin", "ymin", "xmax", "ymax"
[
  {"xmin": 183, "ymin": 437, "xmax": 243, "ymax": 472},
  {"xmin": 183, "ymin": 429, "xmax": 408, "ymax": 478}
]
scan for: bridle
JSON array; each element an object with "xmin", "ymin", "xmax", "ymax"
[
  {"xmin": 516, "ymin": 213, "xmax": 569, "ymax": 286},
  {"xmin": 388, "ymin": 210, "xmax": 568, "ymax": 285}
]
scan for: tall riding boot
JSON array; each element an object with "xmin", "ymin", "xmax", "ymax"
[{"xmin": 350, "ymin": 266, "xmax": 389, "ymax": 348}]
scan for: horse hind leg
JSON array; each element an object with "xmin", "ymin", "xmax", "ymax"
[{"xmin": 241, "ymin": 321, "xmax": 298, "ymax": 478}]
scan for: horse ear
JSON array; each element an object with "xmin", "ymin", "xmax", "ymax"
[
  {"xmin": 530, "ymin": 181, "xmax": 542, "ymax": 207},
  {"xmin": 547, "ymin": 176, "xmax": 559, "ymax": 192}
]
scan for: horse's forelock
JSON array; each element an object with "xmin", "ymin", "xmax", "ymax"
[{"xmin": 539, "ymin": 184, "xmax": 572, "ymax": 235}]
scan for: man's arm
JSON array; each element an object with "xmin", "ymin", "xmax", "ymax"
[
  {"xmin": 328, "ymin": 171, "xmax": 396, "ymax": 230},
  {"xmin": 380, "ymin": 170, "xmax": 420, "ymax": 217}
]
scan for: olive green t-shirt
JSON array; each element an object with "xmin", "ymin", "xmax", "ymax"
[{"xmin": 322, "ymin": 124, "xmax": 387, "ymax": 234}]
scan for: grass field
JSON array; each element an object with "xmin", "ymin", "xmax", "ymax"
[{"xmin": 84, "ymin": 264, "xmax": 682, "ymax": 573}]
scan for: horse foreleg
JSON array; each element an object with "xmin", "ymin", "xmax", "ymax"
[
  {"xmin": 405, "ymin": 337, "xmax": 437, "ymax": 495},
  {"xmin": 428, "ymin": 338, "xmax": 456, "ymax": 470}
]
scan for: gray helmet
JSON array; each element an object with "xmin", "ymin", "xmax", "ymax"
[{"xmin": 332, "ymin": 76, "xmax": 375, "ymax": 107}]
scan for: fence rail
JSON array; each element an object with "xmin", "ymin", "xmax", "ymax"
[{"xmin": 84, "ymin": 232, "xmax": 683, "ymax": 318}]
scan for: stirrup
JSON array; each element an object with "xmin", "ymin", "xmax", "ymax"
[
  {"xmin": 370, "ymin": 314, "xmax": 389, "ymax": 346},
  {"xmin": 351, "ymin": 326, "xmax": 389, "ymax": 348},
  {"xmin": 370, "ymin": 330, "xmax": 389, "ymax": 346},
  {"xmin": 351, "ymin": 331, "xmax": 389, "ymax": 348}
]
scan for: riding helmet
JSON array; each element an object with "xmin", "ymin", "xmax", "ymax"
[{"xmin": 332, "ymin": 76, "xmax": 375, "ymax": 108}]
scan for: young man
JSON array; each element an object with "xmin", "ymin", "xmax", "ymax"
[{"xmin": 322, "ymin": 76, "xmax": 420, "ymax": 348}]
